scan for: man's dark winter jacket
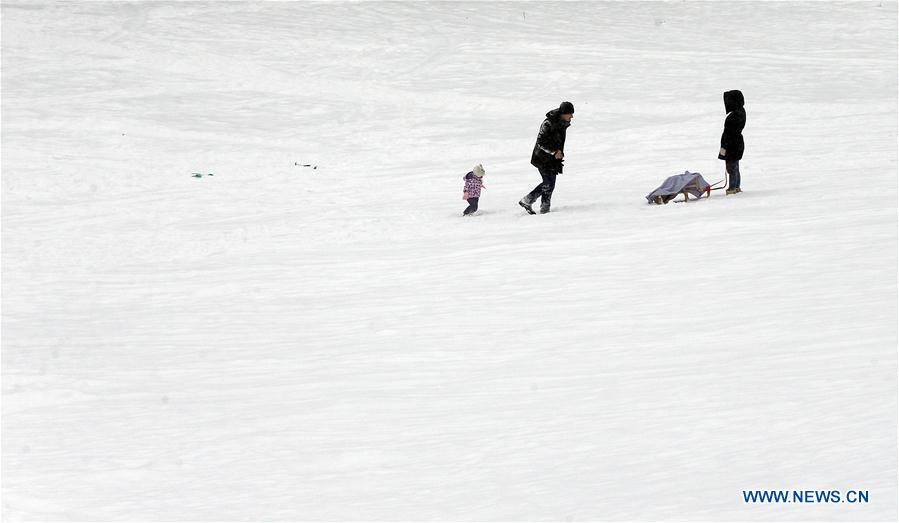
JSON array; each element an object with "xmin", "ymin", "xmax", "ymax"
[
  {"xmin": 531, "ymin": 109, "xmax": 570, "ymax": 173},
  {"xmin": 718, "ymin": 90, "xmax": 746, "ymax": 161}
]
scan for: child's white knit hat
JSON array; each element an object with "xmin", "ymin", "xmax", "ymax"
[{"xmin": 473, "ymin": 164, "xmax": 486, "ymax": 178}]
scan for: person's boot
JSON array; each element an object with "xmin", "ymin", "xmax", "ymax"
[
  {"xmin": 726, "ymin": 188, "xmax": 738, "ymax": 195},
  {"xmin": 518, "ymin": 198, "xmax": 536, "ymax": 215}
]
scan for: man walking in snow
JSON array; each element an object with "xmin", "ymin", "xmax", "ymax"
[
  {"xmin": 718, "ymin": 90, "xmax": 746, "ymax": 194},
  {"xmin": 519, "ymin": 101, "xmax": 574, "ymax": 214}
]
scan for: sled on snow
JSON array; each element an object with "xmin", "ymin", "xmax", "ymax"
[{"xmin": 646, "ymin": 171, "xmax": 724, "ymax": 204}]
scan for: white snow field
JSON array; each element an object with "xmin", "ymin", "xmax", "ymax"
[{"xmin": 2, "ymin": 1, "xmax": 897, "ymax": 521}]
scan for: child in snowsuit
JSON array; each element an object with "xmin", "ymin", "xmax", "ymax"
[{"xmin": 462, "ymin": 164, "xmax": 486, "ymax": 215}]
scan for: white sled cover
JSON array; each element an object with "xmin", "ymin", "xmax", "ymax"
[{"xmin": 646, "ymin": 171, "xmax": 711, "ymax": 203}]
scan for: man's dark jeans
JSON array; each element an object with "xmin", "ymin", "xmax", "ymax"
[{"xmin": 525, "ymin": 168, "xmax": 557, "ymax": 211}]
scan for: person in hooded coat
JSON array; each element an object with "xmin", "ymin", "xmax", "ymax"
[
  {"xmin": 718, "ymin": 90, "xmax": 746, "ymax": 194},
  {"xmin": 519, "ymin": 101, "xmax": 574, "ymax": 214}
]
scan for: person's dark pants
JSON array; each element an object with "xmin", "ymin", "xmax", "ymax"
[
  {"xmin": 726, "ymin": 160, "xmax": 741, "ymax": 189},
  {"xmin": 463, "ymin": 197, "xmax": 479, "ymax": 215},
  {"xmin": 524, "ymin": 168, "xmax": 557, "ymax": 212}
]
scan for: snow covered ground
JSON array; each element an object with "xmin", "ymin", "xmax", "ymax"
[{"xmin": 2, "ymin": 1, "xmax": 897, "ymax": 521}]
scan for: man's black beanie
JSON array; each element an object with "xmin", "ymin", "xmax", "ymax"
[{"xmin": 559, "ymin": 101, "xmax": 575, "ymax": 114}]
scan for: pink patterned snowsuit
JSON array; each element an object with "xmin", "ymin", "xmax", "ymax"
[{"xmin": 463, "ymin": 172, "xmax": 483, "ymax": 199}]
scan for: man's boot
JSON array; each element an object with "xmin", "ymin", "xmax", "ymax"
[{"xmin": 519, "ymin": 197, "xmax": 536, "ymax": 215}]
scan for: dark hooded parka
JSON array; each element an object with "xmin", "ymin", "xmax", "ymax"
[
  {"xmin": 531, "ymin": 108, "xmax": 570, "ymax": 174},
  {"xmin": 718, "ymin": 90, "xmax": 746, "ymax": 161}
]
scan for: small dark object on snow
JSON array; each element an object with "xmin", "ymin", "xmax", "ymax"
[
  {"xmin": 646, "ymin": 171, "xmax": 712, "ymax": 204},
  {"xmin": 294, "ymin": 162, "xmax": 318, "ymax": 170},
  {"xmin": 191, "ymin": 173, "xmax": 214, "ymax": 178}
]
